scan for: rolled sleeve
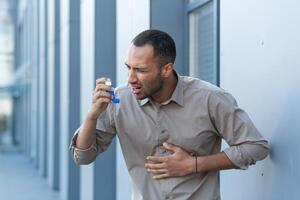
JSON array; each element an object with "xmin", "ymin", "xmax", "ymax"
[
  {"xmin": 70, "ymin": 129, "xmax": 98, "ymax": 165},
  {"xmin": 209, "ymin": 91, "xmax": 269, "ymax": 169},
  {"xmin": 223, "ymin": 142, "xmax": 269, "ymax": 169},
  {"xmin": 70, "ymin": 104, "xmax": 117, "ymax": 165},
  {"xmin": 70, "ymin": 127, "xmax": 116, "ymax": 165}
]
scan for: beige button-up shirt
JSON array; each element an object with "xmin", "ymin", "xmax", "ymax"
[{"xmin": 71, "ymin": 73, "xmax": 269, "ymax": 200}]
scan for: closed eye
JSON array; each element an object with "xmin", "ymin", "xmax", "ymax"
[
  {"xmin": 135, "ymin": 68, "xmax": 148, "ymax": 73},
  {"xmin": 125, "ymin": 63, "xmax": 148, "ymax": 73}
]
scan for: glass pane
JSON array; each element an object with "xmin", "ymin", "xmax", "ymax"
[
  {"xmin": 189, "ymin": 1, "xmax": 217, "ymax": 85},
  {"xmin": 0, "ymin": 0, "xmax": 15, "ymax": 147},
  {"xmin": 0, "ymin": 95, "xmax": 13, "ymax": 145}
]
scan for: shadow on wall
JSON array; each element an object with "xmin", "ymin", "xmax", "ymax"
[{"xmin": 269, "ymin": 87, "xmax": 300, "ymax": 200}]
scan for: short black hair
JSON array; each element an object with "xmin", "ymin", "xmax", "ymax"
[{"xmin": 132, "ymin": 29, "xmax": 176, "ymax": 65}]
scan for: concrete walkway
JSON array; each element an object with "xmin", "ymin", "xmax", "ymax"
[{"xmin": 0, "ymin": 150, "xmax": 60, "ymax": 200}]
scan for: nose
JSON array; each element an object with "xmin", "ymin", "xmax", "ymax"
[{"xmin": 128, "ymin": 69, "xmax": 137, "ymax": 84}]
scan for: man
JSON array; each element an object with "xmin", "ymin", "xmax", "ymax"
[{"xmin": 70, "ymin": 29, "xmax": 269, "ymax": 199}]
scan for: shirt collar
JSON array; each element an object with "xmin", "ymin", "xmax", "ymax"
[
  {"xmin": 139, "ymin": 70, "xmax": 184, "ymax": 107},
  {"xmin": 139, "ymin": 97, "xmax": 149, "ymax": 106}
]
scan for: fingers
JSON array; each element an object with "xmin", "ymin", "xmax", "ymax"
[
  {"xmin": 145, "ymin": 144, "xmax": 191, "ymax": 180},
  {"xmin": 145, "ymin": 156, "xmax": 171, "ymax": 179},
  {"xmin": 95, "ymin": 83, "xmax": 113, "ymax": 93},
  {"xmin": 95, "ymin": 77, "xmax": 109, "ymax": 85},
  {"xmin": 92, "ymin": 91, "xmax": 112, "ymax": 104},
  {"xmin": 145, "ymin": 162, "xmax": 165, "ymax": 169},
  {"xmin": 152, "ymin": 173, "xmax": 169, "ymax": 180},
  {"xmin": 87, "ymin": 77, "xmax": 115, "ymax": 120},
  {"xmin": 93, "ymin": 77, "xmax": 115, "ymax": 104},
  {"xmin": 93, "ymin": 90, "xmax": 112, "ymax": 99},
  {"xmin": 147, "ymin": 168, "xmax": 167, "ymax": 175},
  {"xmin": 146, "ymin": 156, "xmax": 168, "ymax": 163},
  {"xmin": 93, "ymin": 98, "xmax": 111, "ymax": 106},
  {"xmin": 95, "ymin": 77, "xmax": 113, "ymax": 92},
  {"xmin": 163, "ymin": 142, "xmax": 181, "ymax": 153},
  {"xmin": 145, "ymin": 162, "xmax": 169, "ymax": 179}
]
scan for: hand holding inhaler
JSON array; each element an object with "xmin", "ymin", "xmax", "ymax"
[{"xmin": 88, "ymin": 77, "xmax": 120, "ymax": 120}]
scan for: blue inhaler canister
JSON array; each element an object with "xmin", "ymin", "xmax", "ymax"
[{"xmin": 105, "ymin": 80, "xmax": 120, "ymax": 103}]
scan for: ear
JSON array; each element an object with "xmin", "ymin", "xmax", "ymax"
[{"xmin": 161, "ymin": 63, "xmax": 174, "ymax": 78}]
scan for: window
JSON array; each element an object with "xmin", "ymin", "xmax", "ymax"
[
  {"xmin": 0, "ymin": 0, "xmax": 15, "ymax": 146},
  {"xmin": 187, "ymin": 0, "xmax": 219, "ymax": 85}
]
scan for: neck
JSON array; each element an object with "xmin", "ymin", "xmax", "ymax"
[{"xmin": 151, "ymin": 71, "xmax": 177, "ymax": 103}]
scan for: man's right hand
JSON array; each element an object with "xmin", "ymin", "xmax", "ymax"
[{"xmin": 87, "ymin": 77, "xmax": 113, "ymax": 121}]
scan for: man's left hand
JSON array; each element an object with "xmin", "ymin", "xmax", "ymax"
[{"xmin": 145, "ymin": 142, "xmax": 195, "ymax": 179}]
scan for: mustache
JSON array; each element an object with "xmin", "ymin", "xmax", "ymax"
[{"xmin": 129, "ymin": 83, "xmax": 142, "ymax": 88}]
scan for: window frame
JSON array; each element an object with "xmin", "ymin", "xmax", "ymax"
[{"xmin": 185, "ymin": 0, "xmax": 220, "ymax": 86}]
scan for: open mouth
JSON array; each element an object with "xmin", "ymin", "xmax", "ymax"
[{"xmin": 131, "ymin": 86, "xmax": 142, "ymax": 94}]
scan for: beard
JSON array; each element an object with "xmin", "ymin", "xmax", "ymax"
[
  {"xmin": 144, "ymin": 75, "xmax": 164, "ymax": 98},
  {"xmin": 134, "ymin": 73, "xmax": 164, "ymax": 100}
]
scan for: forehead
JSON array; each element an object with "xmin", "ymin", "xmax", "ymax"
[{"xmin": 125, "ymin": 44, "xmax": 155, "ymax": 66}]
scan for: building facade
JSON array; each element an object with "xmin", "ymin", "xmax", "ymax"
[{"xmin": 7, "ymin": 0, "xmax": 300, "ymax": 200}]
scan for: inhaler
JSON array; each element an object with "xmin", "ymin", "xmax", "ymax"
[{"xmin": 105, "ymin": 80, "xmax": 120, "ymax": 103}]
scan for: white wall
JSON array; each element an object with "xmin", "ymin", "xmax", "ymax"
[
  {"xmin": 59, "ymin": 1, "xmax": 81, "ymax": 200},
  {"xmin": 80, "ymin": 0, "xmax": 95, "ymax": 200},
  {"xmin": 47, "ymin": 0, "xmax": 55, "ymax": 188},
  {"xmin": 59, "ymin": 0, "xmax": 70, "ymax": 198},
  {"xmin": 116, "ymin": 0, "xmax": 150, "ymax": 199},
  {"xmin": 220, "ymin": 0, "xmax": 300, "ymax": 199}
]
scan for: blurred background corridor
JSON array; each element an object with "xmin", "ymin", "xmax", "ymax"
[{"xmin": 0, "ymin": 0, "xmax": 299, "ymax": 200}]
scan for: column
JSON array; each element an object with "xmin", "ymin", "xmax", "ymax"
[{"xmin": 59, "ymin": 0, "xmax": 81, "ymax": 199}]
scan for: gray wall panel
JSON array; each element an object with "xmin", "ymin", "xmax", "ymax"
[
  {"xmin": 47, "ymin": 0, "xmax": 60, "ymax": 190},
  {"xmin": 150, "ymin": 0, "xmax": 186, "ymax": 75},
  {"xmin": 38, "ymin": 0, "xmax": 48, "ymax": 178},
  {"xmin": 94, "ymin": 1, "xmax": 116, "ymax": 199}
]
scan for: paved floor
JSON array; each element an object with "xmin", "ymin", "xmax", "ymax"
[{"xmin": 0, "ymin": 150, "xmax": 60, "ymax": 200}]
